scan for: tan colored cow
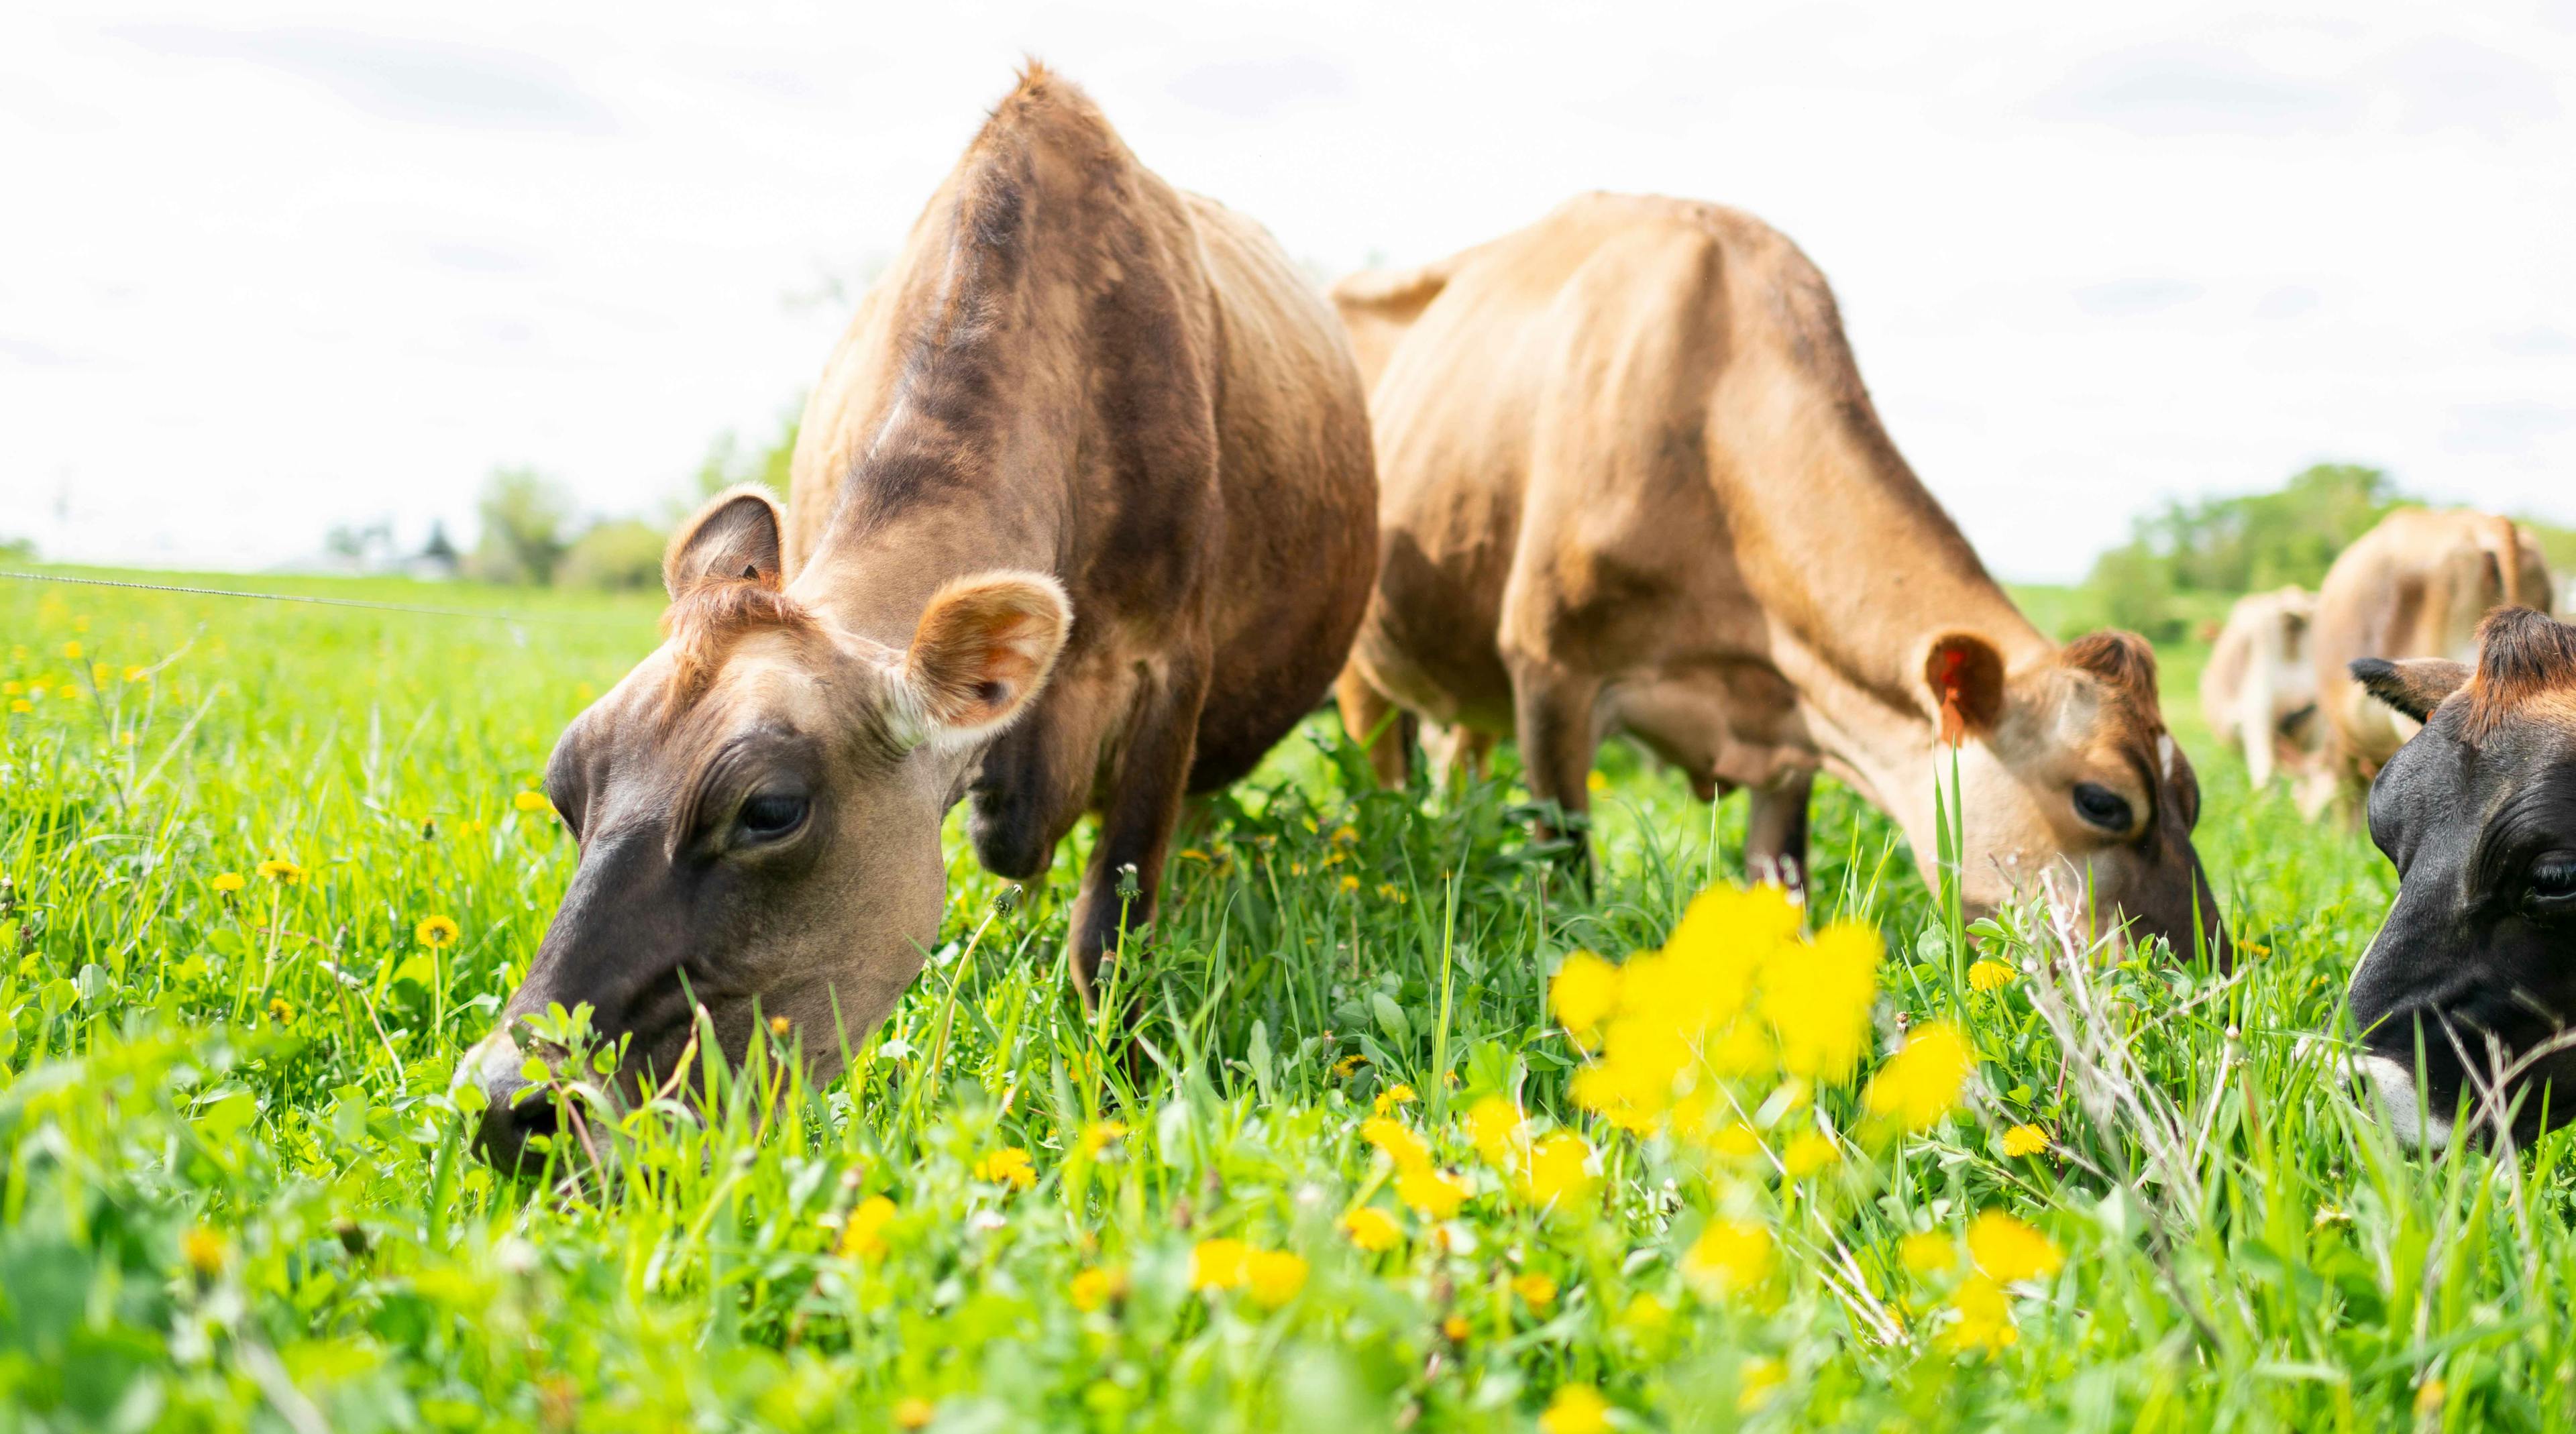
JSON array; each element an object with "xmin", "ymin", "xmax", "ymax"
[
  {"xmin": 466, "ymin": 66, "xmax": 1377, "ymax": 1168},
  {"xmin": 1332, "ymin": 193, "xmax": 2225, "ymax": 958},
  {"xmin": 2308, "ymin": 508, "xmax": 2554, "ymax": 812},
  {"xmin": 2199, "ymin": 586, "xmax": 2318, "ymax": 787}
]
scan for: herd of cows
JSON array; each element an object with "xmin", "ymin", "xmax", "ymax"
[{"xmin": 462, "ymin": 66, "xmax": 2576, "ymax": 1166}]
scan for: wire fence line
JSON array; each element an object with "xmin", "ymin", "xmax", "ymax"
[{"xmin": 0, "ymin": 569, "xmax": 651, "ymax": 630}]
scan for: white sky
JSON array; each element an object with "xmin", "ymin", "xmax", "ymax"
[{"xmin": 3, "ymin": 1, "xmax": 2571, "ymax": 581}]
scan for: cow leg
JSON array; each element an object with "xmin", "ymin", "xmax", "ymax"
[
  {"xmin": 1507, "ymin": 657, "xmax": 1601, "ymax": 871},
  {"xmin": 1446, "ymin": 727, "xmax": 1497, "ymax": 788},
  {"xmin": 1067, "ymin": 659, "xmax": 1210, "ymax": 1012},
  {"xmin": 1745, "ymin": 769, "xmax": 1815, "ymax": 893},
  {"xmin": 1336, "ymin": 663, "xmax": 1414, "ymax": 789}
]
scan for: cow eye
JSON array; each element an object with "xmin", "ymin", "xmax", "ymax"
[
  {"xmin": 2072, "ymin": 783, "xmax": 2135, "ymax": 833},
  {"xmin": 2527, "ymin": 855, "xmax": 2576, "ymax": 916},
  {"xmin": 737, "ymin": 792, "xmax": 809, "ymax": 841}
]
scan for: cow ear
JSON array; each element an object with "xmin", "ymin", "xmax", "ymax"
[
  {"xmin": 2352, "ymin": 657, "xmax": 2470, "ymax": 722},
  {"xmin": 1924, "ymin": 632, "xmax": 2006, "ymax": 745},
  {"xmin": 665, "ymin": 486, "xmax": 784, "ymax": 599},
  {"xmin": 896, "ymin": 571, "xmax": 1072, "ymax": 747}
]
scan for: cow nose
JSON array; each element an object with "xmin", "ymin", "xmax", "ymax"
[{"xmin": 462, "ymin": 1029, "xmax": 557, "ymax": 1174}]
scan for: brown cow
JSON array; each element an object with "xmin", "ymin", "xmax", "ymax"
[
  {"xmin": 466, "ymin": 66, "xmax": 1377, "ymax": 1168},
  {"xmin": 2307, "ymin": 508, "xmax": 2554, "ymax": 815},
  {"xmin": 1332, "ymin": 193, "xmax": 2224, "ymax": 957},
  {"xmin": 2199, "ymin": 586, "xmax": 2319, "ymax": 788}
]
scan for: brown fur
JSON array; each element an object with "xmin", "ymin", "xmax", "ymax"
[
  {"xmin": 467, "ymin": 67, "xmax": 1377, "ymax": 1167},
  {"xmin": 1331, "ymin": 193, "xmax": 2223, "ymax": 956},
  {"xmin": 2463, "ymin": 606, "xmax": 2576, "ymax": 742},
  {"xmin": 2308, "ymin": 507, "xmax": 2557, "ymax": 810}
]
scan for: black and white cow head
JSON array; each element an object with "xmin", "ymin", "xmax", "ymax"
[{"xmin": 2345, "ymin": 607, "xmax": 2576, "ymax": 1146}]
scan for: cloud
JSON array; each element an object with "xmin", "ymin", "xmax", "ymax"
[
  {"xmin": 2252, "ymin": 285, "xmax": 2319, "ymax": 321},
  {"xmin": 414, "ymin": 239, "xmax": 547, "ymax": 276},
  {"xmin": 0, "ymin": 335, "xmax": 99, "ymax": 368},
  {"xmin": 2035, "ymin": 42, "xmax": 2359, "ymax": 137},
  {"xmin": 2496, "ymin": 325, "xmax": 2576, "ymax": 355},
  {"xmin": 2381, "ymin": 38, "xmax": 2561, "ymax": 135},
  {"xmin": 1166, "ymin": 54, "xmax": 1347, "ymax": 120},
  {"xmin": 2073, "ymin": 277, "xmax": 2204, "ymax": 317},
  {"xmin": 109, "ymin": 24, "xmax": 617, "ymax": 133},
  {"xmin": 2442, "ymin": 400, "xmax": 2575, "ymax": 455}
]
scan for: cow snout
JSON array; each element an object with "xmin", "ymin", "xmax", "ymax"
[{"xmin": 462, "ymin": 1030, "xmax": 557, "ymax": 1174}]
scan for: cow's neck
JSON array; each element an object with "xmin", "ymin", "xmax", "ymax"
[
  {"xmin": 798, "ymin": 144, "xmax": 1100, "ymax": 649},
  {"xmin": 1726, "ymin": 388, "xmax": 2051, "ymax": 826}
]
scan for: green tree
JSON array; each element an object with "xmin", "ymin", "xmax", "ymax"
[
  {"xmin": 686, "ymin": 410, "xmax": 800, "ymax": 510},
  {"xmin": 469, "ymin": 467, "xmax": 577, "ymax": 586}
]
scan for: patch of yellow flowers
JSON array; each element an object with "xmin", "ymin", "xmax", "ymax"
[{"xmin": 1552, "ymin": 880, "xmax": 2065, "ymax": 1360}]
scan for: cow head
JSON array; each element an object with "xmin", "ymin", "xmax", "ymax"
[
  {"xmin": 465, "ymin": 487, "xmax": 1071, "ymax": 1170},
  {"xmin": 2345, "ymin": 606, "xmax": 2576, "ymax": 1146},
  {"xmin": 1927, "ymin": 629, "xmax": 2228, "ymax": 962}
]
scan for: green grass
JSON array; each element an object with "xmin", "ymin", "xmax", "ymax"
[{"xmin": 0, "ymin": 567, "xmax": 2561, "ymax": 1432}]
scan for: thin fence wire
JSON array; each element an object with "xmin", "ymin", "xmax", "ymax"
[{"xmin": 0, "ymin": 569, "xmax": 649, "ymax": 628}]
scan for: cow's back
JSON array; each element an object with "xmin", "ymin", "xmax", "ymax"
[
  {"xmin": 1182, "ymin": 195, "xmax": 1379, "ymax": 787},
  {"xmin": 1347, "ymin": 195, "xmax": 1741, "ymax": 730}
]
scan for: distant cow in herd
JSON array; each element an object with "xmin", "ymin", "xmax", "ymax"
[
  {"xmin": 2310, "ymin": 508, "xmax": 2555, "ymax": 814},
  {"xmin": 1330, "ymin": 193, "xmax": 2226, "ymax": 960},
  {"xmin": 2345, "ymin": 607, "xmax": 2576, "ymax": 1146},
  {"xmin": 2200, "ymin": 586, "xmax": 2319, "ymax": 789},
  {"xmin": 468, "ymin": 67, "xmax": 1378, "ymax": 1167}
]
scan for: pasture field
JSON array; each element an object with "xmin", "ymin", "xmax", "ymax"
[{"xmin": 0, "ymin": 568, "xmax": 2563, "ymax": 1433}]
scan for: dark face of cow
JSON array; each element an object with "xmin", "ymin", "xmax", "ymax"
[
  {"xmin": 463, "ymin": 488, "xmax": 1071, "ymax": 1172},
  {"xmin": 2345, "ymin": 608, "xmax": 2576, "ymax": 1146}
]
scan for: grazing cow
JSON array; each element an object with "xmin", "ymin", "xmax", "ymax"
[
  {"xmin": 2199, "ymin": 586, "xmax": 2318, "ymax": 787},
  {"xmin": 2309, "ymin": 508, "xmax": 2555, "ymax": 814},
  {"xmin": 1330, "ymin": 193, "xmax": 2226, "ymax": 958},
  {"xmin": 2344, "ymin": 607, "xmax": 2576, "ymax": 1146},
  {"xmin": 466, "ymin": 67, "xmax": 1377, "ymax": 1167}
]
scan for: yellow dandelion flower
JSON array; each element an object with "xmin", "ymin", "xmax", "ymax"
[
  {"xmin": 1518, "ymin": 1130, "xmax": 1594, "ymax": 1209},
  {"xmin": 1620, "ymin": 1292, "xmax": 1672, "ymax": 1337},
  {"xmin": 1361, "ymin": 1117, "xmax": 1432, "ymax": 1172},
  {"xmin": 1190, "ymin": 1237, "xmax": 1250, "ymax": 1291},
  {"xmin": 1513, "ymin": 1272, "xmax": 1559, "ymax": 1309},
  {"xmin": 1342, "ymin": 1206, "xmax": 1403, "ymax": 1252},
  {"xmin": 893, "ymin": 1396, "xmax": 936, "ymax": 1431},
  {"xmin": 1682, "ymin": 1219, "xmax": 1774, "ymax": 1300},
  {"xmin": 768, "ymin": 1014, "xmax": 792, "ymax": 1037},
  {"xmin": 9, "ymin": 700, "xmax": 31, "ymax": 714},
  {"xmin": 1244, "ymin": 1250, "xmax": 1307, "ymax": 1308},
  {"xmin": 1442, "ymin": 1313, "xmax": 1470, "ymax": 1342},
  {"xmin": 266, "ymin": 997, "xmax": 294, "ymax": 1026},
  {"xmin": 1899, "ymin": 1231, "xmax": 1957, "ymax": 1276},
  {"xmin": 1782, "ymin": 1130, "xmax": 1841, "ymax": 1178},
  {"xmin": 1549, "ymin": 950, "xmax": 1621, "ymax": 1044},
  {"xmin": 512, "ymin": 789, "xmax": 550, "ymax": 813},
  {"xmin": 1863, "ymin": 1022, "xmax": 1972, "ymax": 1130},
  {"xmin": 973, "ymin": 1147, "xmax": 1036, "ymax": 1191},
  {"xmin": 1332, "ymin": 1053, "xmax": 1367, "ymax": 1079},
  {"xmin": 1080, "ymin": 1120, "xmax": 1128, "ymax": 1156},
  {"xmin": 1585, "ymin": 769, "xmax": 1609, "ymax": 793},
  {"xmin": 1332, "ymin": 825, "xmax": 1358, "ymax": 844},
  {"xmin": 1373, "ymin": 1083, "xmax": 1417, "ymax": 1116},
  {"xmin": 1968, "ymin": 958, "xmax": 2017, "ymax": 992},
  {"xmin": 1070, "ymin": 1266, "xmax": 1124, "ymax": 1312},
  {"xmin": 1966, "ymin": 1211, "xmax": 2063, "ymax": 1282},
  {"xmin": 1538, "ymin": 1382, "xmax": 1611, "ymax": 1434},
  {"xmin": 1710, "ymin": 1121, "xmax": 1764, "ymax": 1159},
  {"xmin": 841, "ymin": 1195, "xmax": 895, "ymax": 1259},
  {"xmin": 416, "ymin": 914, "xmax": 460, "ymax": 948},
  {"xmin": 1397, "ymin": 1166, "xmax": 1469, "ymax": 1219},
  {"xmin": 1377, "ymin": 883, "xmax": 1406, "ymax": 903},
  {"xmin": 181, "ymin": 1225, "xmax": 225, "ymax": 1278},
  {"xmin": 1737, "ymin": 1355, "xmax": 1787, "ymax": 1413},
  {"xmin": 1940, "ymin": 1273, "xmax": 2018, "ymax": 1353},
  {"xmin": 2415, "ymin": 1380, "xmax": 2447, "ymax": 1417},
  {"xmin": 1340, "ymin": 873, "xmax": 1360, "ymax": 893},
  {"xmin": 2000, "ymin": 1123, "xmax": 2050, "ymax": 1158},
  {"xmin": 122, "ymin": 665, "xmax": 144, "ymax": 683},
  {"xmin": 91, "ymin": 662, "xmax": 110, "ymax": 685},
  {"xmin": 211, "ymin": 872, "xmax": 245, "ymax": 894},
  {"xmin": 256, "ymin": 858, "xmax": 303, "ymax": 885},
  {"xmin": 1, "ymin": 681, "xmax": 16, "ymax": 696},
  {"xmin": 60, "ymin": 641, "xmax": 81, "ymax": 661},
  {"xmin": 1758, "ymin": 920, "xmax": 1880, "ymax": 1081},
  {"xmin": 1464, "ymin": 1095, "xmax": 1527, "ymax": 1166}
]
